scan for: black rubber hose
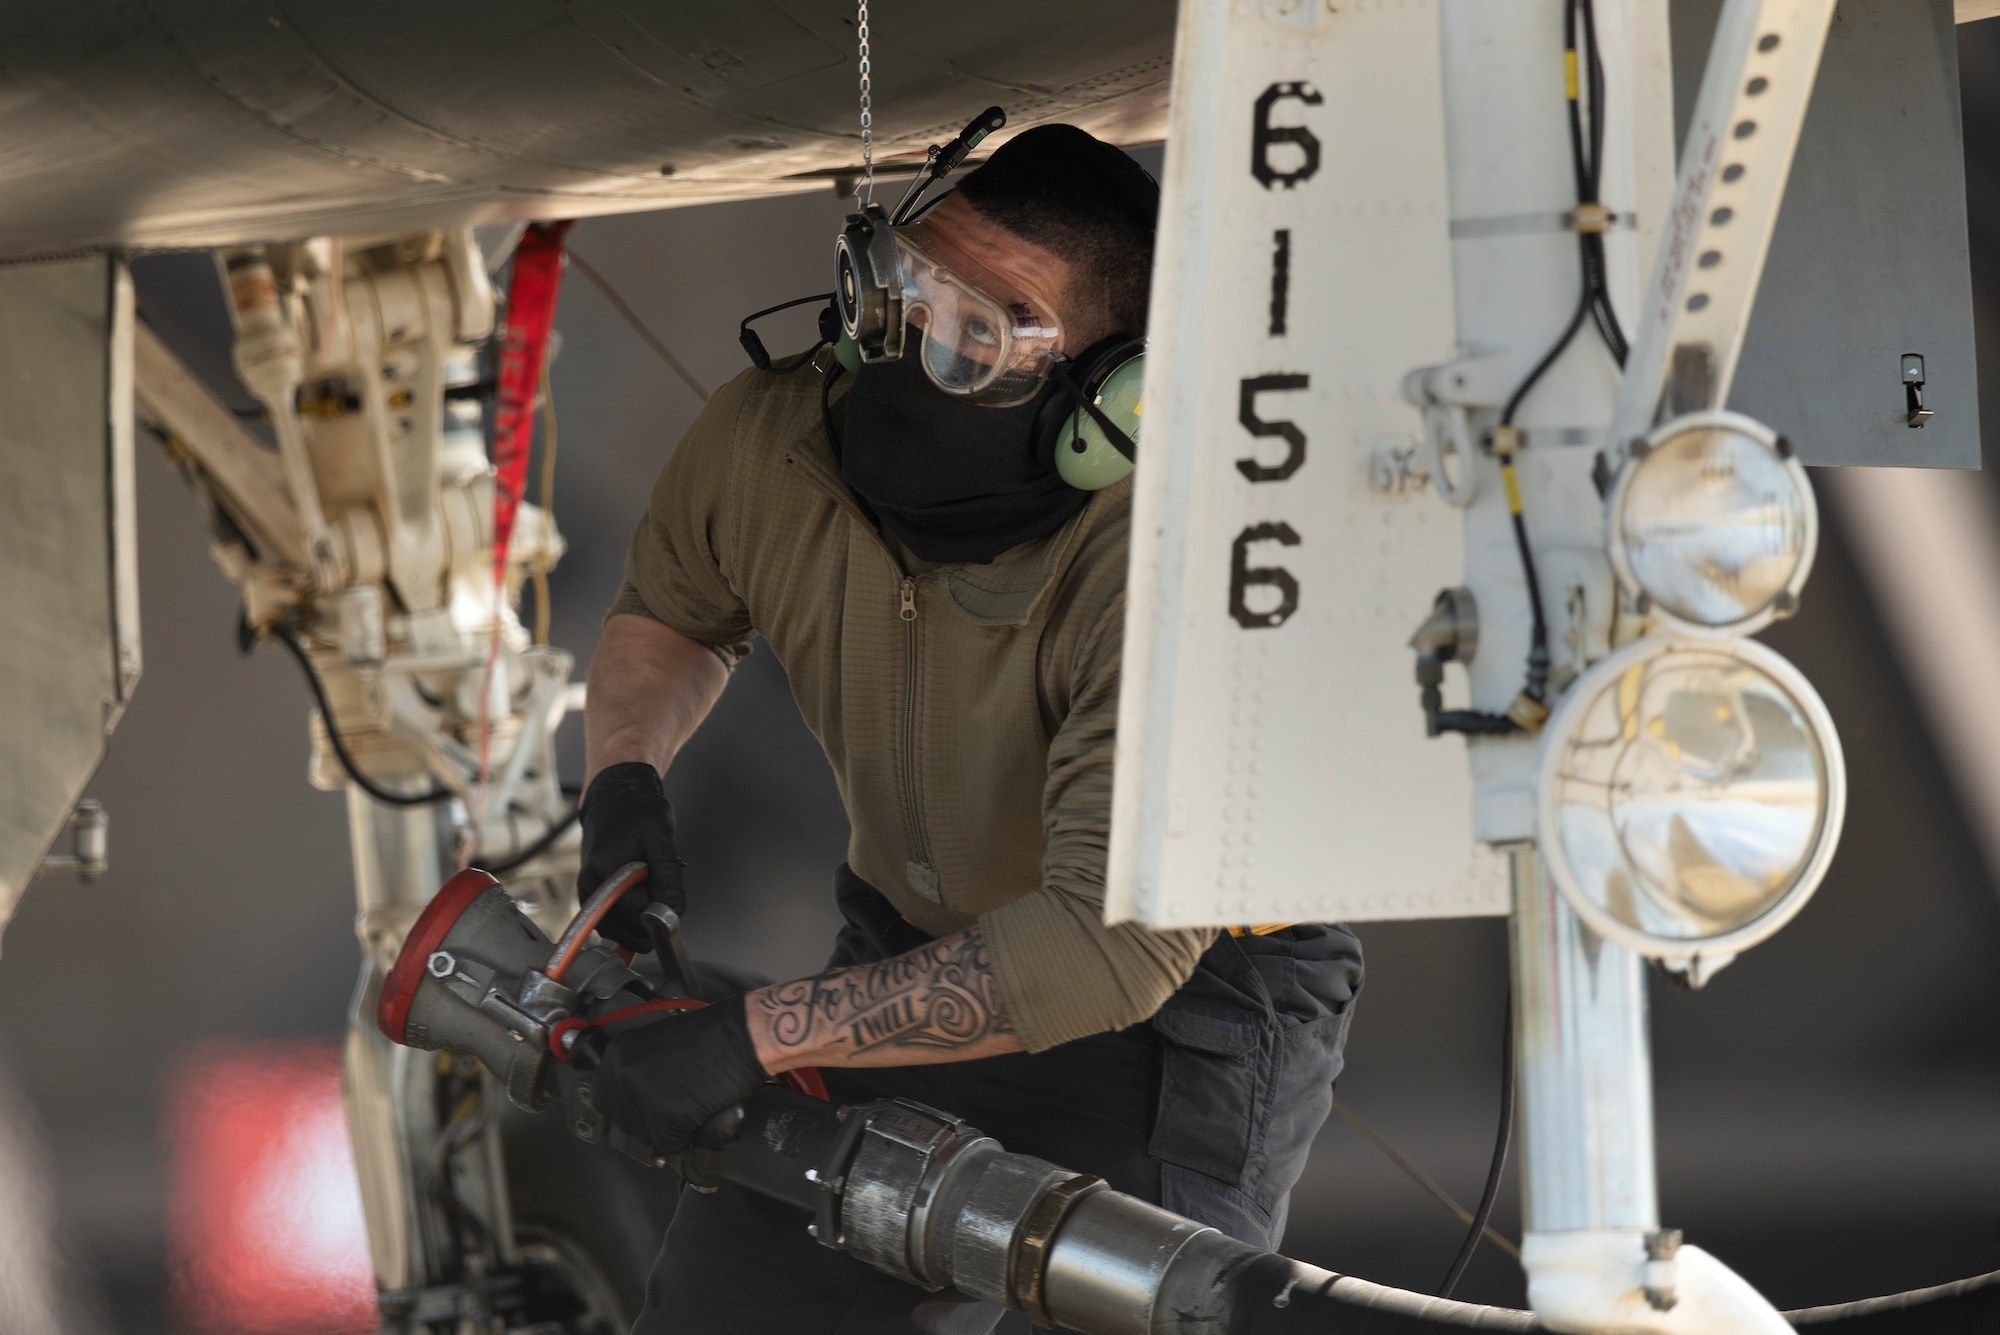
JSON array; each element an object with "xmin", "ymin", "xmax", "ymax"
[
  {"xmin": 646, "ymin": 1076, "xmax": 2000, "ymax": 1334},
  {"xmin": 1222, "ymin": 1254, "xmax": 2000, "ymax": 1333},
  {"xmin": 270, "ymin": 628, "xmax": 454, "ymax": 807},
  {"xmin": 1787, "ymin": 1268, "xmax": 2000, "ymax": 1330},
  {"xmin": 1439, "ymin": 991, "xmax": 1515, "ymax": 1299}
]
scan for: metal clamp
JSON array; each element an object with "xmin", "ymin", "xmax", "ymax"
[
  {"xmin": 809, "ymin": 1103, "xmax": 875, "ymax": 1250},
  {"xmin": 1643, "ymin": 1228, "xmax": 1683, "ymax": 1311},
  {"xmin": 806, "ymin": 1098, "xmax": 991, "ymax": 1289},
  {"xmin": 1010, "ymin": 1172, "xmax": 1107, "ymax": 1328}
]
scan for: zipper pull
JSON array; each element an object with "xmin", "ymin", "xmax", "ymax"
[{"xmin": 899, "ymin": 577, "xmax": 917, "ymax": 622}]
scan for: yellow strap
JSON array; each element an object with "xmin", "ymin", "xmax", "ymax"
[
  {"xmin": 1501, "ymin": 461, "xmax": 1524, "ymax": 516},
  {"xmin": 1228, "ymin": 923, "xmax": 1298, "ymax": 937},
  {"xmin": 1564, "ymin": 48, "xmax": 1579, "ymax": 101}
]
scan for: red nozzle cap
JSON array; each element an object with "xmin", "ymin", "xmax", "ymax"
[{"xmin": 376, "ymin": 868, "xmax": 500, "ymax": 1045}]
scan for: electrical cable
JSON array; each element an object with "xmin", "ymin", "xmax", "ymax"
[
  {"xmin": 1487, "ymin": 0, "xmax": 1626, "ymax": 728},
  {"xmin": 1438, "ymin": 989, "xmax": 1516, "ymax": 1300},
  {"xmin": 1500, "ymin": 0, "xmax": 1627, "ymax": 428},
  {"xmin": 480, "ymin": 800, "xmax": 581, "ymax": 877},
  {"xmin": 737, "ymin": 291, "xmax": 837, "ymax": 373},
  {"xmin": 1330, "ymin": 1097, "xmax": 1521, "ymax": 1262},
  {"xmin": 565, "ymin": 250, "xmax": 711, "ymax": 402},
  {"xmin": 267, "ymin": 625, "xmax": 455, "ymax": 807},
  {"xmin": 264, "ymin": 620, "xmax": 582, "ymax": 842}
]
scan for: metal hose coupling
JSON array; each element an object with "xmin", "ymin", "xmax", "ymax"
[{"xmin": 717, "ymin": 1094, "xmax": 1217, "ymax": 1332}]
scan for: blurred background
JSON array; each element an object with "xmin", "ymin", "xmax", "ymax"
[{"xmin": 4, "ymin": 15, "xmax": 2000, "ymax": 1334}]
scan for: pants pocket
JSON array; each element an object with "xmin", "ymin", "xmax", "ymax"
[{"xmin": 1148, "ymin": 1002, "xmax": 1266, "ymax": 1185}]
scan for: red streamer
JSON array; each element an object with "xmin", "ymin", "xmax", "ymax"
[{"xmin": 491, "ymin": 220, "xmax": 574, "ymax": 570}]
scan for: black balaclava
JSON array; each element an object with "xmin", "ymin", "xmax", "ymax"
[
  {"xmin": 840, "ymin": 352, "xmax": 1087, "ymax": 564},
  {"xmin": 834, "ymin": 124, "xmax": 1158, "ymax": 565}
]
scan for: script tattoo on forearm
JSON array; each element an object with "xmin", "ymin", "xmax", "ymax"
[{"xmin": 758, "ymin": 929, "xmax": 1015, "ymax": 1057}]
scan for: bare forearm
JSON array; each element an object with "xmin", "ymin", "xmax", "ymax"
[
  {"xmin": 746, "ymin": 928, "xmax": 1025, "ymax": 1072},
  {"xmin": 584, "ymin": 613, "xmax": 730, "ymax": 786}
]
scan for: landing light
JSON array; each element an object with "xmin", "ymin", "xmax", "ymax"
[
  {"xmin": 1607, "ymin": 411, "xmax": 1816, "ymax": 635},
  {"xmin": 1537, "ymin": 635, "xmax": 1845, "ymax": 960}
]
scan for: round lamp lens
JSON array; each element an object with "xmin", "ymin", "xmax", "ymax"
[
  {"xmin": 1615, "ymin": 417, "xmax": 1811, "ymax": 630},
  {"xmin": 1540, "ymin": 638, "xmax": 1844, "ymax": 956}
]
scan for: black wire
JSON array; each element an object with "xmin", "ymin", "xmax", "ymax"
[
  {"xmin": 1439, "ymin": 989, "xmax": 1516, "ymax": 1300},
  {"xmin": 773, "ymin": 341, "xmax": 831, "ymax": 375},
  {"xmin": 1488, "ymin": 0, "xmax": 1625, "ymax": 716},
  {"xmin": 480, "ymin": 801, "xmax": 581, "ymax": 876},
  {"xmin": 268, "ymin": 619, "xmax": 586, "ymax": 862},
  {"xmin": 268, "ymin": 627, "xmax": 456, "ymax": 807},
  {"xmin": 1574, "ymin": 0, "xmax": 1628, "ymax": 366},
  {"xmin": 740, "ymin": 291, "xmax": 836, "ymax": 331},
  {"xmin": 1500, "ymin": 295, "xmax": 1592, "ymax": 428},
  {"xmin": 1502, "ymin": 0, "xmax": 1626, "ymax": 428}
]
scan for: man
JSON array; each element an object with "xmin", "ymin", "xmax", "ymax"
[{"xmin": 577, "ymin": 124, "xmax": 1364, "ymax": 1334}]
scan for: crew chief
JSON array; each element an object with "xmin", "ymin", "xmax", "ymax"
[{"xmin": 576, "ymin": 125, "xmax": 1365, "ymax": 1334}]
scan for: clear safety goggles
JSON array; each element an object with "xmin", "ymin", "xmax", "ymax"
[{"xmin": 893, "ymin": 227, "xmax": 1063, "ymax": 408}]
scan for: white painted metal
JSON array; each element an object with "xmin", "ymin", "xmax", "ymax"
[
  {"xmin": 1510, "ymin": 845, "xmax": 1658, "ymax": 1236},
  {"xmin": 1512, "ymin": 848, "xmax": 1794, "ymax": 1334},
  {"xmin": 1454, "ymin": 4, "xmax": 1837, "ymax": 1327},
  {"xmin": 1434, "ymin": 0, "xmax": 1671, "ymax": 843},
  {"xmin": 133, "ymin": 323, "xmax": 305, "ymax": 568},
  {"xmin": 1607, "ymin": 0, "xmax": 1838, "ymax": 460},
  {"xmin": 0, "ymin": 255, "xmax": 139, "ymax": 938},
  {"xmin": 343, "ymin": 796, "xmax": 457, "ymax": 1292},
  {"xmin": 138, "ymin": 233, "xmax": 583, "ymax": 1305},
  {"xmin": 1107, "ymin": 0, "xmax": 1511, "ymax": 929},
  {"xmin": 1523, "ymin": 1232, "xmax": 1793, "ymax": 1335}
]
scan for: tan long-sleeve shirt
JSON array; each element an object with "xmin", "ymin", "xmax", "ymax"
[{"xmin": 612, "ymin": 363, "xmax": 1212, "ymax": 1051}]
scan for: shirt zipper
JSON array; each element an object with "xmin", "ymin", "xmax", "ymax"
[
  {"xmin": 785, "ymin": 446, "xmax": 945, "ymax": 879},
  {"xmin": 898, "ymin": 576, "xmax": 936, "ymax": 871}
]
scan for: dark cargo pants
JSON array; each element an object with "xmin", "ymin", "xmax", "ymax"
[{"xmin": 631, "ymin": 866, "xmax": 1363, "ymax": 1334}]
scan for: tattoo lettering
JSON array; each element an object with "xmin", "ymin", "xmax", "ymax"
[{"xmin": 758, "ymin": 929, "xmax": 1015, "ymax": 1057}]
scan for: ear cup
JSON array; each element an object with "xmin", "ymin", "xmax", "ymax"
[
  {"xmin": 1036, "ymin": 335, "xmax": 1146, "ymax": 491},
  {"xmin": 1055, "ymin": 353, "xmax": 1143, "ymax": 490}
]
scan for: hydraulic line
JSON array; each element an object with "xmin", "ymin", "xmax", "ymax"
[
  {"xmin": 1437, "ymin": 991, "xmax": 1515, "ymax": 1299},
  {"xmin": 267, "ymin": 625, "xmax": 453, "ymax": 807},
  {"xmin": 1486, "ymin": 0, "xmax": 1629, "ymax": 734},
  {"xmin": 1329, "ymin": 1098, "xmax": 1520, "ymax": 1263},
  {"xmin": 676, "ymin": 1085, "xmax": 2000, "ymax": 1333}
]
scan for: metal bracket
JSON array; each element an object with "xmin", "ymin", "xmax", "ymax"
[
  {"xmin": 1643, "ymin": 1228, "xmax": 1683, "ymax": 1311},
  {"xmin": 1608, "ymin": 0, "xmax": 1840, "ymax": 459},
  {"xmin": 35, "ymin": 799, "xmax": 108, "ymax": 880},
  {"xmin": 1402, "ymin": 353, "xmax": 1515, "ymax": 509}
]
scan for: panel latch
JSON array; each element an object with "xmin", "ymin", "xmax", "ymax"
[{"xmin": 1903, "ymin": 353, "xmax": 1934, "ymax": 428}]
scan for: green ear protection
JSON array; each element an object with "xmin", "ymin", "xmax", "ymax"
[{"xmin": 1037, "ymin": 335, "xmax": 1146, "ymax": 491}]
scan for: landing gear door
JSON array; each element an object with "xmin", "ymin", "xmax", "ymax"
[
  {"xmin": 1107, "ymin": 1, "xmax": 1501, "ymax": 928},
  {"xmin": 0, "ymin": 255, "xmax": 140, "ymax": 936}
]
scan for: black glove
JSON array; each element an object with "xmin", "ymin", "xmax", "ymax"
[
  {"xmin": 577, "ymin": 761, "xmax": 686, "ymax": 953},
  {"xmin": 583, "ymin": 998, "xmax": 768, "ymax": 1157}
]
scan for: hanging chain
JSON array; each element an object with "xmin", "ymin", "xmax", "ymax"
[{"xmin": 854, "ymin": 0, "xmax": 874, "ymax": 205}]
